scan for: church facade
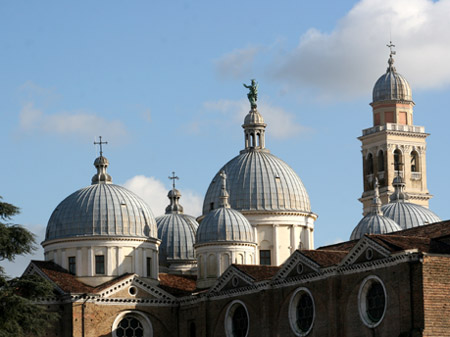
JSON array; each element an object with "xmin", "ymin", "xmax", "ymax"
[{"xmin": 23, "ymin": 48, "xmax": 450, "ymax": 337}]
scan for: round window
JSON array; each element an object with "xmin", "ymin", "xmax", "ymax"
[
  {"xmin": 112, "ymin": 311, "xmax": 153, "ymax": 337},
  {"xmin": 358, "ymin": 275, "xmax": 387, "ymax": 328},
  {"xmin": 224, "ymin": 300, "xmax": 249, "ymax": 337},
  {"xmin": 288, "ymin": 287, "xmax": 315, "ymax": 336}
]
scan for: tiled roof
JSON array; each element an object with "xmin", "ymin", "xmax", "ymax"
[
  {"xmin": 368, "ymin": 235, "xmax": 432, "ymax": 253},
  {"xmin": 386, "ymin": 220, "xmax": 450, "ymax": 239},
  {"xmin": 31, "ymin": 260, "xmax": 95, "ymax": 294},
  {"xmin": 234, "ymin": 265, "xmax": 280, "ymax": 281},
  {"xmin": 158, "ymin": 273, "xmax": 197, "ymax": 297},
  {"xmin": 316, "ymin": 240, "xmax": 357, "ymax": 252},
  {"xmin": 301, "ymin": 250, "xmax": 348, "ymax": 267}
]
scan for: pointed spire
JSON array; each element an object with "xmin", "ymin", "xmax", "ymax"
[
  {"xmin": 165, "ymin": 172, "xmax": 184, "ymax": 214},
  {"xmin": 390, "ymin": 174, "xmax": 409, "ymax": 202},
  {"xmin": 218, "ymin": 170, "xmax": 230, "ymax": 208},
  {"xmin": 91, "ymin": 136, "xmax": 112, "ymax": 184},
  {"xmin": 370, "ymin": 177, "xmax": 383, "ymax": 215}
]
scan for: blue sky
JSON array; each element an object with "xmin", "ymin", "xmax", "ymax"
[{"xmin": 3, "ymin": 0, "xmax": 450, "ymax": 277}]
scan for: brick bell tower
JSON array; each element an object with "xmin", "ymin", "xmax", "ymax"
[{"xmin": 358, "ymin": 43, "xmax": 432, "ymax": 215}]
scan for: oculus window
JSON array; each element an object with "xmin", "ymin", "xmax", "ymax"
[
  {"xmin": 289, "ymin": 287, "xmax": 315, "ymax": 336},
  {"xmin": 225, "ymin": 300, "xmax": 249, "ymax": 337},
  {"xmin": 358, "ymin": 275, "xmax": 387, "ymax": 328}
]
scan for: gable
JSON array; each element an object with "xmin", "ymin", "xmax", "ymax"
[
  {"xmin": 209, "ymin": 266, "xmax": 255, "ymax": 294},
  {"xmin": 274, "ymin": 250, "xmax": 321, "ymax": 281},
  {"xmin": 339, "ymin": 237, "xmax": 391, "ymax": 267}
]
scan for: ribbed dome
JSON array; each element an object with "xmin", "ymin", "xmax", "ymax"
[
  {"xmin": 45, "ymin": 183, "xmax": 157, "ymax": 241},
  {"xmin": 202, "ymin": 151, "xmax": 311, "ymax": 214},
  {"xmin": 45, "ymin": 154, "xmax": 156, "ymax": 241},
  {"xmin": 244, "ymin": 109, "xmax": 265, "ymax": 125},
  {"xmin": 156, "ymin": 213, "xmax": 198, "ymax": 265},
  {"xmin": 372, "ymin": 55, "xmax": 412, "ymax": 103},
  {"xmin": 381, "ymin": 176, "xmax": 441, "ymax": 229},
  {"xmin": 196, "ymin": 207, "xmax": 254, "ymax": 244},
  {"xmin": 381, "ymin": 203, "xmax": 441, "ymax": 229},
  {"xmin": 350, "ymin": 214, "xmax": 402, "ymax": 240}
]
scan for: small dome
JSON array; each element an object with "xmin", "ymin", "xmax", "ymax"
[
  {"xmin": 372, "ymin": 55, "xmax": 412, "ymax": 103},
  {"xmin": 197, "ymin": 171, "xmax": 255, "ymax": 245},
  {"xmin": 381, "ymin": 176, "xmax": 441, "ymax": 229},
  {"xmin": 243, "ymin": 109, "xmax": 265, "ymax": 125},
  {"xmin": 350, "ymin": 178, "xmax": 402, "ymax": 240},
  {"xmin": 196, "ymin": 207, "xmax": 254, "ymax": 244},
  {"xmin": 202, "ymin": 151, "xmax": 311, "ymax": 214},
  {"xmin": 45, "ymin": 155, "xmax": 157, "ymax": 241},
  {"xmin": 350, "ymin": 214, "xmax": 402, "ymax": 240},
  {"xmin": 381, "ymin": 203, "xmax": 441, "ymax": 229},
  {"xmin": 156, "ymin": 213, "xmax": 198, "ymax": 265}
]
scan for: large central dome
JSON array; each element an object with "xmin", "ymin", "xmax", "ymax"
[
  {"xmin": 202, "ymin": 150, "xmax": 311, "ymax": 214},
  {"xmin": 202, "ymin": 91, "xmax": 311, "ymax": 215}
]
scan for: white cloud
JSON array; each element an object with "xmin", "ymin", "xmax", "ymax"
[
  {"xmin": 19, "ymin": 102, "xmax": 128, "ymax": 141},
  {"xmin": 271, "ymin": 0, "xmax": 450, "ymax": 99},
  {"xmin": 123, "ymin": 175, "xmax": 203, "ymax": 218},
  {"xmin": 215, "ymin": 46, "xmax": 260, "ymax": 79},
  {"xmin": 203, "ymin": 99, "xmax": 310, "ymax": 139}
]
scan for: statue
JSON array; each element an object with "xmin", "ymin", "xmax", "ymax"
[{"xmin": 243, "ymin": 79, "xmax": 258, "ymax": 109}]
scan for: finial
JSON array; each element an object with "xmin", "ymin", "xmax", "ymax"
[
  {"xmin": 169, "ymin": 171, "xmax": 179, "ymax": 189},
  {"xmin": 390, "ymin": 174, "xmax": 409, "ymax": 202},
  {"xmin": 243, "ymin": 79, "xmax": 258, "ymax": 109},
  {"xmin": 386, "ymin": 41, "xmax": 396, "ymax": 72},
  {"xmin": 94, "ymin": 136, "xmax": 108, "ymax": 157},
  {"xmin": 218, "ymin": 170, "xmax": 230, "ymax": 208},
  {"xmin": 370, "ymin": 177, "xmax": 383, "ymax": 215}
]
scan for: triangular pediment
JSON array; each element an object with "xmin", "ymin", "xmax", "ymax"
[
  {"xmin": 339, "ymin": 236, "xmax": 391, "ymax": 267},
  {"xmin": 274, "ymin": 251, "xmax": 321, "ymax": 281},
  {"xmin": 209, "ymin": 266, "xmax": 255, "ymax": 294},
  {"xmin": 98, "ymin": 275, "xmax": 175, "ymax": 301}
]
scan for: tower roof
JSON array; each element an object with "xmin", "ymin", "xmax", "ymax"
[{"xmin": 372, "ymin": 43, "xmax": 412, "ymax": 103}]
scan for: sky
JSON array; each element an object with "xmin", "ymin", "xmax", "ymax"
[{"xmin": 3, "ymin": 0, "xmax": 450, "ymax": 277}]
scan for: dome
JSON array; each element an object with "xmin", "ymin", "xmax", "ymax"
[
  {"xmin": 244, "ymin": 109, "xmax": 265, "ymax": 125},
  {"xmin": 350, "ymin": 178, "xmax": 402, "ymax": 240},
  {"xmin": 197, "ymin": 171, "xmax": 255, "ymax": 245},
  {"xmin": 372, "ymin": 55, "xmax": 412, "ymax": 103},
  {"xmin": 156, "ymin": 183, "xmax": 199, "ymax": 266},
  {"xmin": 350, "ymin": 214, "xmax": 402, "ymax": 240},
  {"xmin": 45, "ymin": 155, "xmax": 157, "ymax": 241},
  {"xmin": 156, "ymin": 213, "xmax": 198, "ymax": 265},
  {"xmin": 202, "ymin": 151, "xmax": 311, "ymax": 214},
  {"xmin": 381, "ymin": 203, "xmax": 441, "ymax": 229},
  {"xmin": 381, "ymin": 176, "xmax": 441, "ymax": 229}
]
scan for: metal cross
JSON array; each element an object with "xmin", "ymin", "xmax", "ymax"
[
  {"xmin": 387, "ymin": 41, "xmax": 396, "ymax": 56},
  {"xmin": 94, "ymin": 136, "xmax": 108, "ymax": 156},
  {"xmin": 169, "ymin": 171, "xmax": 179, "ymax": 189}
]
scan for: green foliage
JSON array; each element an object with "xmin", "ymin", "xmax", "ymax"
[{"xmin": 0, "ymin": 197, "xmax": 59, "ymax": 337}]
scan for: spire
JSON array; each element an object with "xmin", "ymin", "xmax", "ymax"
[
  {"xmin": 218, "ymin": 170, "xmax": 230, "ymax": 208},
  {"xmin": 165, "ymin": 172, "xmax": 184, "ymax": 214},
  {"xmin": 386, "ymin": 41, "xmax": 397, "ymax": 73},
  {"xmin": 91, "ymin": 136, "xmax": 112, "ymax": 184},
  {"xmin": 390, "ymin": 174, "xmax": 409, "ymax": 202},
  {"xmin": 370, "ymin": 178, "xmax": 383, "ymax": 215},
  {"xmin": 242, "ymin": 79, "xmax": 268, "ymax": 152}
]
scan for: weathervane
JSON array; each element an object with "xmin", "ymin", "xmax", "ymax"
[
  {"xmin": 169, "ymin": 171, "xmax": 179, "ymax": 189},
  {"xmin": 94, "ymin": 136, "xmax": 108, "ymax": 156}
]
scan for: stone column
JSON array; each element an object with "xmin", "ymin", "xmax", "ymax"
[
  {"xmin": 76, "ymin": 248, "xmax": 82, "ymax": 276},
  {"xmin": 116, "ymin": 247, "xmax": 122, "ymax": 275},
  {"xmin": 106, "ymin": 247, "xmax": 113, "ymax": 275},
  {"xmin": 273, "ymin": 225, "xmax": 279, "ymax": 266},
  {"xmin": 87, "ymin": 247, "xmax": 93, "ymax": 276}
]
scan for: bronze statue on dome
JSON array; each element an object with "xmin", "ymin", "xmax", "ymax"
[{"xmin": 243, "ymin": 79, "xmax": 258, "ymax": 109}]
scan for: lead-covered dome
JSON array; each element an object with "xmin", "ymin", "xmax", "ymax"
[
  {"xmin": 197, "ymin": 171, "xmax": 255, "ymax": 245},
  {"xmin": 45, "ymin": 155, "xmax": 157, "ymax": 241},
  {"xmin": 351, "ymin": 179, "xmax": 402, "ymax": 240},
  {"xmin": 156, "ymin": 184, "xmax": 199, "ymax": 266},
  {"xmin": 202, "ymin": 151, "xmax": 311, "ymax": 214},
  {"xmin": 372, "ymin": 54, "xmax": 412, "ymax": 103},
  {"xmin": 381, "ymin": 176, "xmax": 441, "ymax": 229}
]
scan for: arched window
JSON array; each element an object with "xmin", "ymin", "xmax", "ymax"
[
  {"xmin": 411, "ymin": 151, "xmax": 419, "ymax": 172},
  {"xmin": 377, "ymin": 150, "xmax": 385, "ymax": 172},
  {"xmin": 112, "ymin": 312, "xmax": 153, "ymax": 337},
  {"xmin": 366, "ymin": 153, "xmax": 374, "ymax": 175},
  {"xmin": 393, "ymin": 149, "xmax": 402, "ymax": 171}
]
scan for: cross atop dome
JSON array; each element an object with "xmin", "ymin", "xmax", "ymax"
[{"xmin": 94, "ymin": 136, "xmax": 108, "ymax": 157}]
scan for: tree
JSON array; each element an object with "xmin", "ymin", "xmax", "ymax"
[{"xmin": 0, "ymin": 197, "xmax": 58, "ymax": 337}]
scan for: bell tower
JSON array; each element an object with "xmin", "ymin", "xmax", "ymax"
[{"xmin": 358, "ymin": 43, "xmax": 431, "ymax": 215}]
